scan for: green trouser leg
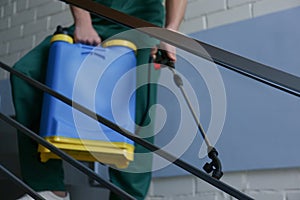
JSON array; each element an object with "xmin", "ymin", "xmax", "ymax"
[
  {"xmin": 109, "ymin": 49, "xmax": 159, "ymax": 200},
  {"xmin": 10, "ymin": 36, "xmax": 66, "ymax": 191}
]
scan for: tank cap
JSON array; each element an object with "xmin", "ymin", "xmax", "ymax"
[
  {"xmin": 102, "ymin": 39, "xmax": 137, "ymax": 53},
  {"xmin": 54, "ymin": 25, "xmax": 69, "ymax": 35}
]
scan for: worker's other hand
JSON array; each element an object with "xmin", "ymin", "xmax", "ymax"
[
  {"xmin": 151, "ymin": 41, "xmax": 176, "ymax": 62},
  {"xmin": 73, "ymin": 24, "xmax": 101, "ymax": 46}
]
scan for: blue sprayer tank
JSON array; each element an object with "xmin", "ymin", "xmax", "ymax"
[{"xmin": 38, "ymin": 27, "xmax": 136, "ymax": 168}]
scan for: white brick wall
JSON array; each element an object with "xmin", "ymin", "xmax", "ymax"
[
  {"xmin": 147, "ymin": 168, "xmax": 300, "ymax": 200},
  {"xmin": 1, "ymin": 0, "xmax": 300, "ymax": 199},
  {"xmin": 253, "ymin": 0, "xmax": 300, "ymax": 17},
  {"xmin": 180, "ymin": 0, "xmax": 300, "ymax": 33},
  {"xmin": 0, "ymin": 0, "xmax": 72, "ymax": 79}
]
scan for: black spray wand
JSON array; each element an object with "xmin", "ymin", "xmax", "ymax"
[{"xmin": 154, "ymin": 49, "xmax": 223, "ymax": 179}]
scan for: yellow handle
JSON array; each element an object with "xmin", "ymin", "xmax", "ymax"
[
  {"xmin": 102, "ymin": 39, "xmax": 137, "ymax": 53},
  {"xmin": 51, "ymin": 34, "xmax": 74, "ymax": 44}
]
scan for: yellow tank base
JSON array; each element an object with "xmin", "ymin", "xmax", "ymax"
[{"xmin": 38, "ymin": 136, "xmax": 134, "ymax": 169}]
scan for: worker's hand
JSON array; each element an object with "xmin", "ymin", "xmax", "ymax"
[
  {"xmin": 73, "ymin": 24, "xmax": 101, "ymax": 46},
  {"xmin": 151, "ymin": 41, "xmax": 176, "ymax": 62}
]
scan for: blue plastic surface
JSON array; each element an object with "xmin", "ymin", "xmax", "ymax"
[{"xmin": 40, "ymin": 40, "xmax": 136, "ymax": 145}]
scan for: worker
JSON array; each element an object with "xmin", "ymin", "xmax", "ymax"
[{"xmin": 12, "ymin": 0, "xmax": 187, "ymax": 199}]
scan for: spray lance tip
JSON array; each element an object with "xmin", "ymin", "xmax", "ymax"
[{"xmin": 203, "ymin": 147, "xmax": 223, "ymax": 179}]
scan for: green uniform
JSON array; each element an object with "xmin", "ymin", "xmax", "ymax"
[{"xmin": 11, "ymin": 0, "xmax": 164, "ymax": 199}]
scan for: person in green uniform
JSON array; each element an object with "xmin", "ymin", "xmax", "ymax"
[{"xmin": 12, "ymin": 0, "xmax": 187, "ymax": 199}]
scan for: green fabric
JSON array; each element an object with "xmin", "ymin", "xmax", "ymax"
[
  {"xmin": 67, "ymin": 0, "xmax": 165, "ymax": 48},
  {"xmin": 109, "ymin": 49, "xmax": 160, "ymax": 200},
  {"xmin": 92, "ymin": 0, "xmax": 164, "ymax": 26},
  {"xmin": 91, "ymin": 0, "xmax": 164, "ymax": 38},
  {"xmin": 68, "ymin": 0, "xmax": 165, "ymax": 39},
  {"xmin": 11, "ymin": 0, "xmax": 164, "ymax": 198}
]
